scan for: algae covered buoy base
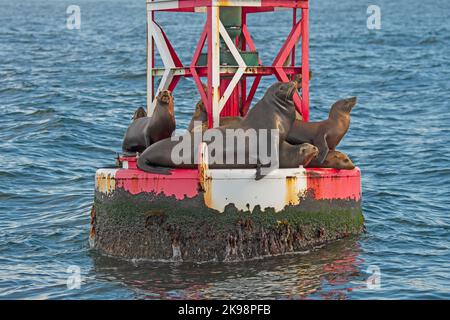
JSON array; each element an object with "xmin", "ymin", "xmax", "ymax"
[{"xmin": 91, "ymin": 161, "xmax": 363, "ymax": 262}]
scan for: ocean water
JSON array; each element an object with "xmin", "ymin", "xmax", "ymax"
[{"xmin": 1, "ymin": 0, "xmax": 449, "ymax": 299}]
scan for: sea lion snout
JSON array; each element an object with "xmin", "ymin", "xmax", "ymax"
[
  {"xmin": 335, "ymin": 152, "xmax": 355, "ymax": 170},
  {"xmin": 271, "ymin": 81, "xmax": 297, "ymax": 100},
  {"xmin": 346, "ymin": 97, "xmax": 357, "ymax": 110},
  {"xmin": 284, "ymin": 81, "xmax": 298, "ymax": 99},
  {"xmin": 300, "ymin": 143, "xmax": 318, "ymax": 155},
  {"xmin": 299, "ymin": 143, "xmax": 319, "ymax": 166},
  {"xmin": 329, "ymin": 151, "xmax": 355, "ymax": 169},
  {"xmin": 329, "ymin": 96, "xmax": 358, "ymax": 117}
]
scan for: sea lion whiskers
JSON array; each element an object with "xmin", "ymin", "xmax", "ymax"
[
  {"xmin": 287, "ymin": 81, "xmax": 298, "ymax": 96},
  {"xmin": 284, "ymin": 81, "xmax": 298, "ymax": 102}
]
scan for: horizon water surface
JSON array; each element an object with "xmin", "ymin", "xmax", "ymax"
[{"xmin": 0, "ymin": 0, "xmax": 449, "ymax": 299}]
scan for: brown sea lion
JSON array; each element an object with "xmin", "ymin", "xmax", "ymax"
[
  {"xmin": 132, "ymin": 107, "xmax": 147, "ymax": 120},
  {"xmin": 187, "ymin": 98, "xmax": 208, "ymax": 132},
  {"xmin": 305, "ymin": 150, "xmax": 355, "ymax": 170},
  {"xmin": 122, "ymin": 90, "xmax": 176, "ymax": 155},
  {"xmin": 279, "ymin": 143, "xmax": 318, "ymax": 168},
  {"xmin": 137, "ymin": 81, "xmax": 305, "ymax": 175},
  {"xmin": 187, "ymin": 97, "xmax": 242, "ymax": 132},
  {"xmin": 286, "ymin": 97, "xmax": 357, "ymax": 163}
]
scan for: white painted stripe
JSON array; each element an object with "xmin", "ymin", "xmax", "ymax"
[
  {"xmin": 207, "ymin": 167, "xmax": 305, "ymax": 179},
  {"xmin": 207, "ymin": 168, "xmax": 307, "ymax": 212},
  {"xmin": 150, "ymin": 21, "xmax": 177, "ymax": 113},
  {"xmin": 211, "ymin": 5, "xmax": 221, "ymax": 128},
  {"xmin": 218, "ymin": 20, "xmax": 246, "ymax": 113},
  {"xmin": 213, "ymin": 0, "xmax": 262, "ymax": 7},
  {"xmin": 146, "ymin": 8, "xmax": 153, "ymax": 116},
  {"xmin": 96, "ymin": 169, "xmax": 119, "ymax": 176},
  {"xmin": 147, "ymin": 0, "xmax": 180, "ymax": 11}
]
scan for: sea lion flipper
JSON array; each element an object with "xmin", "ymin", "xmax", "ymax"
[
  {"xmin": 255, "ymin": 162, "xmax": 265, "ymax": 181},
  {"xmin": 315, "ymin": 133, "xmax": 329, "ymax": 164},
  {"xmin": 137, "ymin": 156, "xmax": 173, "ymax": 175},
  {"xmin": 138, "ymin": 164, "xmax": 173, "ymax": 175}
]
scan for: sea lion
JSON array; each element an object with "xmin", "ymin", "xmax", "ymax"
[
  {"xmin": 138, "ymin": 81, "xmax": 303, "ymax": 175},
  {"xmin": 122, "ymin": 90, "xmax": 176, "ymax": 155},
  {"xmin": 187, "ymin": 96, "xmax": 242, "ymax": 132},
  {"xmin": 305, "ymin": 150, "xmax": 355, "ymax": 170},
  {"xmin": 132, "ymin": 107, "xmax": 147, "ymax": 120},
  {"xmin": 279, "ymin": 142, "xmax": 318, "ymax": 168},
  {"xmin": 187, "ymin": 98, "xmax": 208, "ymax": 132},
  {"xmin": 286, "ymin": 97, "xmax": 357, "ymax": 163}
]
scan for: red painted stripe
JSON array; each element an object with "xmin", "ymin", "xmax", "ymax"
[
  {"xmin": 306, "ymin": 168, "xmax": 361, "ymax": 201},
  {"xmin": 113, "ymin": 162, "xmax": 361, "ymax": 202},
  {"xmin": 115, "ymin": 169, "xmax": 199, "ymax": 200}
]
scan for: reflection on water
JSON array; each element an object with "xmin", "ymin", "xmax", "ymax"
[{"xmin": 91, "ymin": 237, "xmax": 368, "ymax": 299}]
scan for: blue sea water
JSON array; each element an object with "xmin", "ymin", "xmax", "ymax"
[{"xmin": 0, "ymin": 0, "xmax": 449, "ymax": 299}]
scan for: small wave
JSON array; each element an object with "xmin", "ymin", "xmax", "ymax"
[
  {"xmin": 29, "ymin": 108, "xmax": 57, "ymax": 116},
  {"xmin": 419, "ymin": 37, "xmax": 438, "ymax": 45}
]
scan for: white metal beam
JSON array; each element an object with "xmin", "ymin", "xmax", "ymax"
[
  {"xmin": 211, "ymin": 5, "xmax": 221, "ymax": 128},
  {"xmin": 149, "ymin": 21, "xmax": 177, "ymax": 115},
  {"xmin": 146, "ymin": 9, "xmax": 153, "ymax": 116},
  {"xmin": 218, "ymin": 20, "xmax": 247, "ymax": 114}
]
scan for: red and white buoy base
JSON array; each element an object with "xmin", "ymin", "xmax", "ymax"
[{"xmin": 90, "ymin": 156, "xmax": 363, "ymax": 262}]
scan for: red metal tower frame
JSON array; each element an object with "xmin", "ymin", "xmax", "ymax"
[{"xmin": 146, "ymin": 0, "xmax": 310, "ymax": 127}]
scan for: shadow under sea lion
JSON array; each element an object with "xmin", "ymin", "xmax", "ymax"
[
  {"xmin": 137, "ymin": 82, "xmax": 317, "ymax": 176},
  {"xmin": 122, "ymin": 90, "xmax": 176, "ymax": 155}
]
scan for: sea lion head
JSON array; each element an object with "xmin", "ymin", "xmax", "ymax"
[
  {"xmin": 298, "ymin": 143, "xmax": 319, "ymax": 167},
  {"xmin": 187, "ymin": 99, "xmax": 207, "ymax": 132},
  {"xmin": 329, "ymin": 97, "xmax": 357, "ymax": 119},
  {"xmin": 293, "ymin": 70, "xmax": 313, "ymax": 84},
  {"xmin": 188, "ymin": 84, "xmax": 209, "ymax": 131},
  {"xmin": 156, "ymin": 89, "xmax": 174, "ymax": 105},
  {"xmin": 267, "ymin": 81, "xmax": 298, "ymax": 103},
  {"xmin": 323, "ymin": 151, "xmax": 355, "ymax": 170},
  {"xmin": 132, "ymin": 107, "xmax": 147, "ymax": 120},
  {"xmin": 156, "ymin": 90, "xmax": 175, "ymax": 117},
  {"xmin": 193, "ymin": 99, "xmax": 207, "ymax": 121}
]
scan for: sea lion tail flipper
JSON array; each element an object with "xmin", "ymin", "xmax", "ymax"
[
  {"xmin": 137, "ymin": 157, "xmax": 173, "ymax": 175},
  {"xmin": 315, "ymin": 134, "xmax": 330, "ymax": 164}
]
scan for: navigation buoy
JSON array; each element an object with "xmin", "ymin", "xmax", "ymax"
[{"xmin": 90, "ymin": 0, "xmax": 364, "ymax": 262}]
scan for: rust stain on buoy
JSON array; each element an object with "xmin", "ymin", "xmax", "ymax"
[
  {"xmin": 202, "ymin": 176, "xmax": 213, "ymax": 208},
  {"xmin": 89, "ymin": 204, "xmax": 96, "ymax": 240},
  {"xmin": 95, "ymin": 171, "xmax": 116, "ymax": 195},
  {"xmin": 285, "ymin": 176, "xmax": 300, "ymax": 206}
]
